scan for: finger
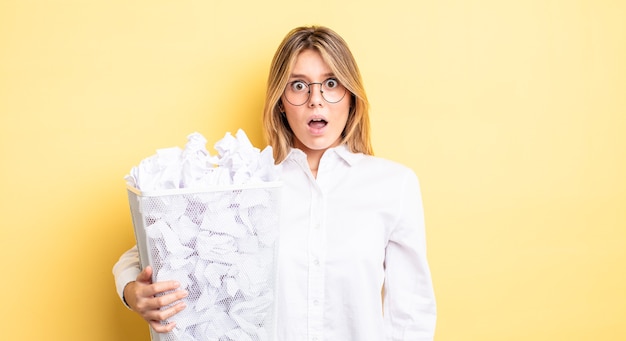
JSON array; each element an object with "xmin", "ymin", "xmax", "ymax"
[
  {"xmin": 132, "ymin": 284, "xmax": 187, "ymax": 315},
  {"xmin": 136, "ymin": 266, "xmax": 153, "ymax": 284},
  {"xmin": 147, "ymin": 289, "xmax": 188, "ymax": 309},
  {"xmin": 141, "ymin": 280, "xmax": 183, "ymax": 297},
  {"xmin": 142, "ymin": 290, "xmax": 189, "ymax": 313},
  {"xmin": 149, "ymin": 319, "xmax": 176, "ymax": 334},
  {"xmin": 148, "ymin": 300, "xmax": 187, "ymax": 322}
]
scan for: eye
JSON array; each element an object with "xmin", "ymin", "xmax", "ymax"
[
  {"xmin": 290, "ymin": 81, "xmax": 308, "ymax": 92},
  {"xmin": 324, "ymin": 78, "xmax": 340, "ymax": 89}
]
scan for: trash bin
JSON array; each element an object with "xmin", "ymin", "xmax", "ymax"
[{"xmin": 127, "ymin": 181, "xmax": 281, "ymax": 341}]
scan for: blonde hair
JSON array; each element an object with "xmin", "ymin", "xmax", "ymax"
[{"xmin": 262, "ymin": 25, "xmax": 373, "ymax": 163}]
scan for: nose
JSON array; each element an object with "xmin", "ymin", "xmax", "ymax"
[{"xmin": 308, "ymin": 83, "xmax": 324, "ymax": 107}]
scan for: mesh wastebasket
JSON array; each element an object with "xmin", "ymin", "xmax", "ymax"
[{"xmin": 127, "ymin": 182, "xmax": 281, "ymax": 341}]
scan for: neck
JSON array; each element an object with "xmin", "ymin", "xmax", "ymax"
[
  {"xmin": 293, "ymin": 142, "xmax": 323, "ymax": 169},
  {"xmin": 306, "ymin": 150, "xmax": 322, "ymax": 177},
  {"xmin": 293, "ymin": 141, "xmax": 342, "ymax": 178}
]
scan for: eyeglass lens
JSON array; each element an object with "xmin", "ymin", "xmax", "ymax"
[{"xmin": 284, "ymin": 79, "xmax": 347, "ymax": 106}]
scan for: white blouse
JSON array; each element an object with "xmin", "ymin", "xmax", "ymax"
[{"xmin": 114, "ymin": 145, "xmax": 436, "ymax": 341}]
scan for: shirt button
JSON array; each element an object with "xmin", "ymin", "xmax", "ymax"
[
  {"xmin": 313, "ymin": 299, "xmax": 319, "ymax": 306},
  {"xmin": 313, "ymin": 259, "xmax": 320, "ymax": 266},
  {"xmin": 312, "ymin": 337, "xmax": 319, "ymax": 341},
  {"xmin": 313, "ymin": 223, "xmax": 320, "ymax": 230}
]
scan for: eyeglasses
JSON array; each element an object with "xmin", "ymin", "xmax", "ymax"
[{"xmin": 283, "ymin": 78, "xmax": 347, "ymax": 106}]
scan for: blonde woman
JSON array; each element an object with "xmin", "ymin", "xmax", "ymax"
[{"xmin": 114, "ymin": 25, "xmax": 436, "ymax": 340}]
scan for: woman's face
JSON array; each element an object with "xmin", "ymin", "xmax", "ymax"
[{"xmin": 281, "ymin": 49, "xmax": 350, "ymax": 155}]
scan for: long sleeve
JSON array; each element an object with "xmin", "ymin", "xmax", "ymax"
[
  {"xmin": 112, "ymin": 245, "xmax": 141, "ymax": 307},
  {"xmin": 383, "ymin": 171, "xmax": 437, "ymax": 340}
]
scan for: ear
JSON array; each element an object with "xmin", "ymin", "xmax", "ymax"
[{"xmin": 278, "ymin": 99, "xmax": 285, "ymax": 113}]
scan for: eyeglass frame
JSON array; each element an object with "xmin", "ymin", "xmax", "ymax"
[{"xmin": 282, "ymin": 79, "xmax": 348, "ymax": 106}]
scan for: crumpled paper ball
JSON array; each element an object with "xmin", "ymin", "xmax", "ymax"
[{"xmin": 125, "ymin": 129, "xmax": 280, "ymax": 191}]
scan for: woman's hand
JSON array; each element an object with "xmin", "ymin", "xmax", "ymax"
[{"xmin": 123, "ymin": 266, "xmax": 189, "ymax": 333}]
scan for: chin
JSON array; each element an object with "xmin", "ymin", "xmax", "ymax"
[
  {"xmin": 294, "ymin": 134, "xmax": 342, "ymax": 152},
  {"xmin": 307, "ymin": 141, "xmax": 340, "ymax": 151}
]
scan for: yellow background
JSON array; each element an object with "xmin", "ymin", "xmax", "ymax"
[{"xmin": 1, "ymin": 1, "xmax": 624, "ymax": 340}]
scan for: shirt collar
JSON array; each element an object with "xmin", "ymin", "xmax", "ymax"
[
  {"xmin": 284, "ymin": 144, "xmax": 363, "ymax": 167},
  {"xmin": 332, "ymin": 144, "xmax": 363, "ymax": 166}
]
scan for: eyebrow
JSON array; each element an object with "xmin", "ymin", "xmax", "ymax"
[{"xmin": 289, "ymin": 72, "xmax": 336, "ymax": 80}]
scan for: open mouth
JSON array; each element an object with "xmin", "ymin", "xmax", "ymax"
[{"xmin": 308, "ymin": 118, "xmax": 328, "ymax": 129}]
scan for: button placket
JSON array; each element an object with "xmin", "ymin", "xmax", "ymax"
[{"xmin": 307, "ymin": 186, "xmax": 325, "ymax": 339}]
